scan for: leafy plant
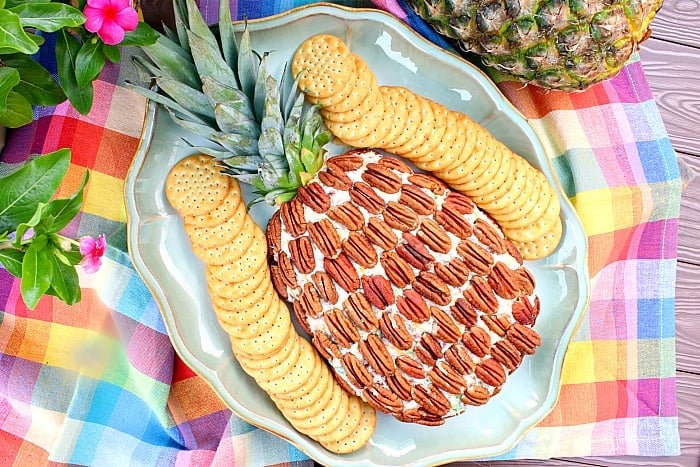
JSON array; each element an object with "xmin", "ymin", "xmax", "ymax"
[
  {"xmin": 0, "ymin": 149, "xmax": 103, "ymax": 309},
  {"xmin": 0, "ymin": 0, "xmax": 158, "ymax": 128}
]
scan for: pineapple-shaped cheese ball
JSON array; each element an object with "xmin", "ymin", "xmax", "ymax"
[{"xmin": 405, "ymin": 0, "xmax": 663, "ymax": 90}]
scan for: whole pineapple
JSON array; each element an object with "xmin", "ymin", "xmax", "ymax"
[
  {"xmin": 133, "ymin": 0, "xmax": 542, "ymax": 427},
  {"xmin": 404, "ymin": 0, "xmax": 663, "ymax": 90}
]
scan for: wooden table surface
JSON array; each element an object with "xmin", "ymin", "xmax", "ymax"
[{"xmin": 464, "ymin": 2, "xmax": 700, "ymax": 466}]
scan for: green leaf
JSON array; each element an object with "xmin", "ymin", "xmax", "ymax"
[
  {"xmin": 154, "ymin": 75, "xmax": 216, "ymax": 121},
  {"xmin": 74, "ymin": 40, "xmax": 105, "ymax": 88},
  {"xmin": 56, "ymin": 30, "xmax": 93, "ymax": 115},
  {"xmin": 0, "ymin": 66, "xmax": 21, "ymax": 113},
  {"xmin": 187, "ymin": 30, "xmax": 237, "ymax": 90},
  {"xmin": 10, "ymin": 3, "xmax": 85, "ymax": 32},
  {"xmin": 48, "ymin": 253, "xmax": 80, "ymax": 305},
  {"xmin": 0, "ymin": 9, "xmax": 39, "ymax": 54},
  {"xmin": 20, "ymin": 240, "xmax": 52, "ymax": 310},
  {"xmin": 0, "ymin": 149, "xmax": 70, "ymax": 234},
  {"xmin": 237, "ymin": 27, "xmax": 259, "ymax": 108},
  {"xmin": 12, "ymin": 201, "xmax": 48, "ymax": 247},
  {"xmin": 0, "ymin": 90, "xmax": 33, "ymax": 128},
  {"xmin": 0, "ymin": 54, "xmax": 66, "ymax": 106},
  {"xmin": 139, "ymin": 35, "xmax": 200, "ymax": 89},
  {"xmin": 0, "ymin": 248, "xmax": 24, "ymax": 277},
  {"xmin": 120, "ymin": 21, "xmax": 159, "ymax": 47},
  {"xmin": 45, "ymin": 169, "xmax": 88, "ymax": 232},
  {"xmin": 102, "ymin": 44, "xmax": 120, "ymax": 63},
  {"xmin": 217, "ymin": 0, "xmax": 238, "ymax": 73}
]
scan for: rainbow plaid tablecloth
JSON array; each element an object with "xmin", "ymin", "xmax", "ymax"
[{"xmin": 0, "ymin": 1, "xmax": 682, "ymax": 465}]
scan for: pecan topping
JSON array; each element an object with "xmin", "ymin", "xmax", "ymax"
[
  {"xmin": 511, "ymin": 296, "xmax": 540, "ymax": 326},
  {"xmin": 386, "ymin": 371, "xmax": 412, "ymax": 400},
  {"xmin": 407, "ymin": 173, "xmax": 446, "ymax": 195},
  {"xmin": 457, "ymin": 239, "xmax": 494, "ymax": 276},
  {"xmin": 444, "ymin": 343, "xmax": 476, "ymax": 375},
  {"xmin": 342, "ymin": 231, "xmax": 378, "ymax": 268},
  {"xmin": 328, "ymin": 152, "xmax": 364, "ymax": 171},
  {"xmin": 475, "ymin": 358, "xmax": 506, "ymax": 387},
  {"xmin": 364, "ymin": 217, "xmax": 398, "ymax": 250},
  {"xmin": 349, "ymin": 182, "xmax": 385, "ymax": 214},
  {"xmin": 276, "ymin": 252, "xmax": 297, "ymax": 289},
  {"xmin": 491, "ymin": 339, "xmax": 523, "ymax": 371},
  {"xmin": 296, "ymin": 282, "xmax": 323, "ymax": 318},
  {"xmin": 434, "ymin": 257, "xmax": 470, "ymax": 287},
  {"xmin": 412, "ymin": 384, "xmax": 450, "ymax": 417},
  {"xmin": 396, "ymin": 355, "xmax": 425, "ymax": 379},
  {"xmin": 451, "ymin": 298, "xmax": 478, "ymax": 327},
  {"xmin": 443, "ymin": 191, "xmax": 474, "ymax": 214},
  {"xmin": 269, "ymin": 265, "xmax": 288, "ymax": 300},
  {"xmin": 328, "ymin": 202, "xmax": 365, "ymax": 231},
  {"xmin": 296, "ymin": 181, "xmax": 330, "ymax": 213},
  {"xmin": 461, "ymin": 385, "xmax": 490, "ymax": 406},
  {"xmin": 342, "ymin": 353, "xmax": 373, "ymax": 388},
  {"xmin": 417, "ymin": 218, "xmax": 452, "ymax": 254},
  {"xmin": 464, "ymin": 276, "xmax": 499, "ymax": 314},
  {"xmin": 396, "ymin": 232, "xmax": 434, "ymax": 270},
  {"xmin": 474, "ymin": 218, "xmax": 507, "ymax": 254},
  {"xmin": 280, "ymin": 197, "xmax": 307, "ymax": 237},
  {"xmin": 307, "ymin": 218, "xmax": 341, "ymax": 258},
  {"xmin": 516, "ymin": 267, "xmax": 536, "ymax": 295},
  {"xmin": 362, "ymin": 275, "xmax": 395, "ymax": 309},
  {"xmin": 364, "ymin": 386, "xmax": 404, "ymax": 414},
  {"xmin": 399, "ymin": 184, "xmax": 436, "ymax": 215},
  {"xmin": 395, "ymin": 289, "xmax": 430, "ymax": 322},
  {"xmin": 507, "ymin": 323, "xmax": 542, "ymax": 355},
  {"xmin": 324, "ymin": 253, "xmax": 360, "ymax": 292},
  {"xmin": 359, "ymin": 334, "xmax": 395, "ymax": 376},
  {"xmin": 428, "ymin": 361, "xmax": 466, "ymax": 395},
  {"xmin": 412, "ymin": 272, "xmax": 451, "ymax": 306},
  {"xmin": 291, "ymin": 301, "xmax": 312, "ymax": 334},
  {"xmin": 318, "ymin": 168, "xmax": 352, "ymax": 190},
  {"xmin": 266, "ymin": 211, "xmax": 282, "ymax": 256},
  {"xmin": 343, "ymin": 292, "xmax": 378, "ymax": 332},
  {"xmin": 481, "ymin": 314, "xmax": 513, "ymax": 337},
  {"xmin": 380, "ymin": 251, "xmax": 416, "ymax": 288},
  {"xmin": 378, "ymin": 311, "xmax": 413, "ymax": 350},
  {"xmin": 488, "ymin": 262, "xmax": 521, "ymax": 299},
  {"xmin": 289, "ymin": 236, "xmax": 315, "ymax": 274},
  {"xmin": 312, "ymin": 331, "xmax": 341, "ymax": 360},
  {"xmin": 416, "ymin": 333, "xmax": 442, "ymax": 367},
  {"xmin": 435, "ymin": 204, "xmax": 473, "ymax": 239},
  {"xmin": 324, "ymin": 308, "xmax": 361, "ymax": 348},
  {"xmin": 383, "ymin": 201, "xmax": 420, "ymax": 231},
  {"xmin": 431, "ymin": 306, "xmax": 461, "ymax": 343},
  {"xmin": 361, "ymin": 162, "xmax": 402, "ymax": 193},
  {"xmin": 377, "ymin": 155, "xmax": 411, "ymax": 173},
  {"xmin": 462, "ymin": 325, "xmax": 491, "ymax": 358},
  {"xmin": 311, "ymin": 271, "xmax": 338, "ymax": 304}
]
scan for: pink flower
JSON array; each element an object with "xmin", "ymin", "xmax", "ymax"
[
  {"xmin": 79, "ymin": 234, "xmax": 106, "ymax": 274},
  {"xmin": 83, "ymin": 0, "xmax": 139, "ymax": 46}
]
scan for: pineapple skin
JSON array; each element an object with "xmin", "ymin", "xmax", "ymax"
[{"xmin": 405, "ymin": 0, "xmax": 663, "ymax": 90}]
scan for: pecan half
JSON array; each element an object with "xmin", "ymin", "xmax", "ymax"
[
  {"xmin": 444, "ymin": 343, "xmax": 476, "ymax": 375},
  {"xmin": 276, "ymin": 252, "xmax": 297, "ymax": 289},
  {"xmin": 324, "ymin": 308, "xmax": 361, "ymax": 348},
  {"xmin": 475, "ymin": 358, "xmax": 506, "ymax": 387},
  {"xmin": 413, "ymin": 272, "xmax": 451, "ymax": 306},
  {"xmin": 507, "ymin": 322, "xmax": 542, "ymax": 355},
  {"xmin": 383, "ymin": 201, "xmax": 420, "ymax": 231},
  {"xmin": 435, "ymin": 204, "xmax": 473, "ymax": 239},
  {"xmin": 295, "ymin": 282, "xmax": 323, "ymax": 318},
  {"xmin": 396, "ymin": 232, "xmax": 434, "ymax": 271},
  {"xmin": 363, "ymin": 386, "xmax": 404, "ymax": 414},
  {"xmin": 318, "ymin": 168, "xmax": 352, "ymax": 190},
  {"xmin": 377, "ymin": 155, "xmax": 411, "ymax": 173},
  {"xmin": 415, "ymin": 333, "xmax": 442, "ymax": 366},
  {"xmin": 343, "ymin": 292, "xmax": 378, "ymax": 332},
  {"xmin": 386, "ymin": 371, "xmax": 412, "ymax": 400},
  {"xmin": 407, "ymin": 173, "xmax": 446, "ymax": 195},
  {"xmin": 417, "ymin": 218, "xmax": 452, "ymax": 254},
  {"xmin": 462, "ymin": 325, "xmax": 491, "ymax": 358},
  {"xmin": 461, "ymin": 385, "xmax": 490, "ymax": 406},
  {"xmin": 327, "ymin": 152, "xmax": 364, "ymax": 170},
  {"xmin": 395, "ymin": 289, "xmax": 430, "ymax": 322},
  {"xmin": 269, "ymin": 265, "xmax": 288, "ymax": 300},
  {"xmin": 342, "ymin": 231, "xmax": 378, "ymax": 268},
  {"xmin": 307, "ymin": 218, "xmax": 341, "ymax": 258},
  {"xmin": 431, "ymin": 306, "xmax": 461, "ymax": 343},
  {"xmin": 324, "ymin": 253, "xmax": 360, "ymax": 292},
  {"xmin": 474, "ymin": 218, "xmax": 507, "ymax": 254},
  {"xmin": 511, "ymin": 296, "xmax": 540, "ymax": 326},
  {"xmin": 434, "ymin": 257, "xmax": 470, "ymax": 287},
  {"xmin": 451, "ymin": 298, "xmax": 478, "ymax": 327},
  {"xmin": 488, "ymin": 262, "xmax": 521, "ymax": 299},
  {"xmin": 364, "ymin": 217, "xmax": 398, "ymax": 250},
  {"xmin": 328, "ymin": 202, "xmax": 365, "ymax": 231},
  {"xmin": 457, "ymin": 239, "xmax": 494, "ymax": 276},
  {"xmin": 341, "ymin": 353, "xmax": 373, "ymax": 388},
  {"xmin": 296, "ymin": 181, "xmax": 330, "ymax": 213},
  {"xmin": 311, "ymin": 271, "xmax": 338, "ymax": 304},
  {"xmin": 359, "ymin": 334, "xmax": 395, "ymax": 376},
  {"xmin": 443, "ymin": 191, "xmax": 474, "ymax": 214},
  {"xmin": 395, "ymin": 354, "xmax": 425, "ymax": 379},
  {"xmin": 428, "ymin": 361, "xmax": 466, "ymax": 395},
  {"xmin": 380, "ymin": 251, "xmax": 416, "ymax": 288},
  {"xmin": 349, "ymin": 182, "xmax": 384, "ymax": 215},
  {"xmin": 378, "ymin": 311, "xmax": 413, "ymax": 350},
  {"xmin": 399, "ymin": 184, "xmax": 435, "ymax": 215},
  {"xmin": 280, "ymin": 197, "xmax": 307, "ymax": 237},
  {"xmin": 515, "ymin": 267, "xmax": 536, "ymax": 295},
  {"xmin": 312, "ymin": 330, "xmax": 341, "ymax": 360},
  {"xmin": 361, "ymin": 162, "xmax": 402, "ymax": 193},
  {"xmin": 362, "ymin": 275, "xmax": 395, "ymax": 309},
  {"xmin": 412, "ymin": 384, "xmax": 450, "ymax": 417},
  {"xmin": 289, "ymin": 236, "xmax": 315, "ymax": 274},
  {"xmin": 481, "ymin": 313, "xmax": 513, "ymax": 337},
  {"xmin": 491, "ymin": 339, "xmax": 523, "ymax": 371},
  {"xmin": 463, "ymin": 276, "xmax": 499, "ymax": 314},
  {"xmin": 266, "ymin": 211, "xmax": 282, "ymax": 256}
]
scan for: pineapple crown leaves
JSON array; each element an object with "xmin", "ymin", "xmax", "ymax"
[{"xmin": 129, "ymin": 0, "xmax": 330, "ymax": 206}]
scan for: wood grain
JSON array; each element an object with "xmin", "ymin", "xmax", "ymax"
[
  {"xmin": 638, "ymin": 40, "xmax": 700, "ymax": 156},
  {"xmin": 677, "ymin": 154, "xmax": 700, "ymax": 266},
  {"xmin": 648, "ymin": 0, "xmax": 700, "ymax": 49}
]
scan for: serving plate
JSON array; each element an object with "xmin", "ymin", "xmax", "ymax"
[{"xmin": 125, "ymin": 4, "xmax": 590, "ymax": 465}]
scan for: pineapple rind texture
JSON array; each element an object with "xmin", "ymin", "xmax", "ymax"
[{"xmin": 405, "ymin": 0, "xmax": 663, "ymax": 90}]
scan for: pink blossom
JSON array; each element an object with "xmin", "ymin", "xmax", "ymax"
[
  {"xmin": 83, "ymin": 0, "xmax": 139, "ymax": 46},
  {"xmin": 79, "ymin": 234, "xmax": 106, "ymax": 274}
]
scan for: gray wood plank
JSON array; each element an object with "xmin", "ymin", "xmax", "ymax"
[
  {"xmin": 677, "ymin": 154, "xmax": 700, "ymax": 267},
  {"xmin": 648, "ymin": 0, "xmax": 700, "ymax": 49}
]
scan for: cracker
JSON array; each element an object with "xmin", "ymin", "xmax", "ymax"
[
  {"xmin": 429, "ymin": 119, "xmax": 486, "ymax": 178},
  {"xmin": 272, "ymin": 364, "xmax": 333, "ymax": 413},
  {"xmin": 165, "ymin": 154, "xmax": 229, "ymax": 216},
  {"xmin": 206, "ymin": 260, "xmax": 269, "ymax": 300},
  {"xmin": 326, "ymin": 92, "xmax": 385, "ymax": 143},
  {"xmin": 386, "ymin": 95, "xmax": 434, "ymax": 154},
  {"xmin": 211, "ymin": 278, "xmax": 276, "ymax": 326},
  {"xmin": 407, "ymin": 108, "xmax": 459, "ymax": 164},
  {"xmin": 255, "ymin": 337, "xmax": 318, "ymax": 393},
  {"xmin": 218, "ymin": 291, "xmax": 281, "ymax": 339},
  {"xmin": 238, "ymin": 329, "xmax": 302, "ymax": 381},
  {"xmin": 307, "ymin": 55, "xmax": 366, "ymax": 109},
  {"xmin": 183, "ymin": 180, "xmax": 242, "ymax": 228},
  {"xmin": 493, "ymin": 171, "xmax": 551, "ymax": 228},
  {"xmin": 188, "ymin": 203, "xmax": 250, "ymax": 252},
  {"xmin": 206, "ymin": 223, "xmax": 268, "ymax": 280},
  {"xmin": 209, "ymin": 275, "xmax": 274, "ymax": 313},
  {"xmin": 511, "ymin": 215, "xmax": 563, "ymax": 260},
  {"xmin": 448, "ymin": 143, "xmax": 501, "ymax": 190},
  {"xmin": 480, "ymin": 156, "xmax": 537, "ymax": 214},
  {"xmin": 316, "ymin": 396, "xmax": 364, "ymax": 444},
  {"xmin": 229, "ymin": 299, "xmax": 293, "ymax": 357},
  {"xmin": 292, "ymin": 34, "xmax": 355, "ymax": 98},
  {"xmin": 341, "ymin": 88, "xmax": 396, "ymax": 148},
  {"xmin": 272, "ymin": 350, "xmax": 327, "ymax": 400},
  {"xmin": 321, "ymin": 78, "xmax": 380, "ymax": 124},
  {"xmin": 502, "ymin": 187, "xmax": 560, "ymax": 242},
  {"xmin": 379, "ymin": 86, "xmax": 422, "ymax": 150},
  {"xmin": 463, "ymin": 148, "xmax": 514, "ymax": 197},
  {"xmin": 294, "ymin": 384, "xmax": 350, "ymax": 435},
  {"xmin": 393, "ymin": 99, "xmax": 448, "ymax": 158},
  {"xmin": 319, "ymin": 401, "xmax": 376, "ymax": 454}
]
